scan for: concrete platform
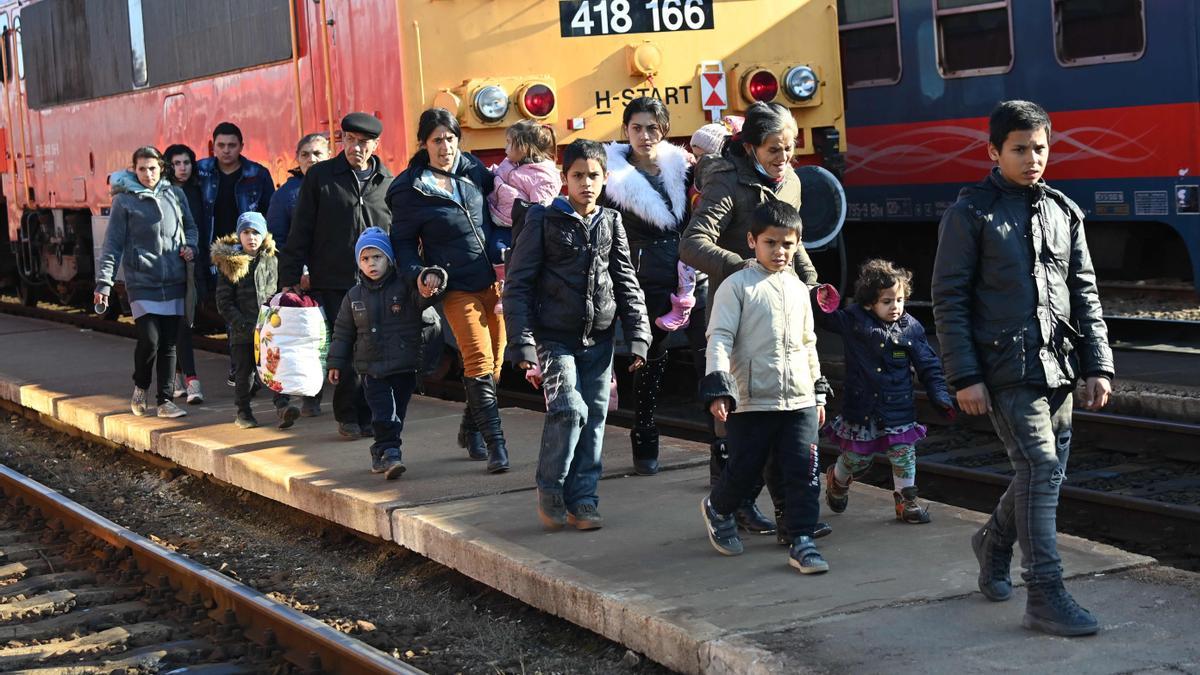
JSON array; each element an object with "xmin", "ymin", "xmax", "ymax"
[{"xmin": 2, "ymin": 313, "xmax": 1195, "ymax": 675}]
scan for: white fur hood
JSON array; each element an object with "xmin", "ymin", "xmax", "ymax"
[{"xmin": 602, "ymin": 141, "xmax": 690, "ymax": 231}]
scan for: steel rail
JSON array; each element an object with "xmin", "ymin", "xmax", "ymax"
[{"xmin": 0, "ymin": 464, "xmax": 421, "ymax": 674}]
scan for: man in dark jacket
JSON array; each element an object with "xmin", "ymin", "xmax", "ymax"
[
  {"xmin": 280, "ymin": 113, "xmax": 393, "ymax": 437},
  {"xmin": 932, "ymin": 101, "xmax": 1113, "ymax": 638},
  {"xmin": 503, "ymin": 140, "xmax": 650, "ymax": 531},
  {"xmin": 328, "ymin": 228, "xmax": 443, "ymax": 480}
]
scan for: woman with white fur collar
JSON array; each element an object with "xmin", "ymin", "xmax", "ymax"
[{"xmin": 600, "ymin": 97, "xmax": 707, "ymax": 478}]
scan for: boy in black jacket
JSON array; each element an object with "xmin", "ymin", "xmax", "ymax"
[
  {"xmin": 214, "ymin": 212, "xmax": 299, "ymax": 429},
  {"xmin": 932, "ymin": 101, "xmax": 1114, "ymax": 637},
  {"xmin": 503, "ymin": 139, "xmax": 651, "ymax": 531},
  {"xmin": 328, "ymin": 228, "xmax": 444, "ymax": 480}
]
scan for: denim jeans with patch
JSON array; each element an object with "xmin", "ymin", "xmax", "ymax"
[
  {"xmin": 535, "ymin": 338, "xmax": 614, "ymax": 510},
  {"xmin": 987, "ymin": 386, "xmax": 1074, "ymax": 583}
]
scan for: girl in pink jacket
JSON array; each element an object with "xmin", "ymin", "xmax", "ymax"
[{"xmin": 489, "ymin": 121, "xmax": 562, "ymax": 230}]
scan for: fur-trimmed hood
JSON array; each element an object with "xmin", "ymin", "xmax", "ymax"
[
  {"xmin": 211, "ymin": 232, "xmax": 277, "ymax": 283},
  {"xmin": 602, "ymin": 141, "xmax": 690, "ymax": 231}
]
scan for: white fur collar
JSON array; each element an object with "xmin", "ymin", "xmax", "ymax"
[{"xmin": 603, "ymin": 141, "xmax": 690, "ymax": 231}]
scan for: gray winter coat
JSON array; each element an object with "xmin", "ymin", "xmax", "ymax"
[
  {"xmin": 212, "ymin": 233, "xmax": 279, "ymax": 345},
  {"xmin": 931, "ymin": 169, "xmax": 1114, "ymax": 391},
  {"xmin": 95, "ymin": 171, "xmax": 198, "ymax": 302}
]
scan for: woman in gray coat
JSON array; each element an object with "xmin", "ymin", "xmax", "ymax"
[{"xmin": 94, "ymin": 146, "xmax": 198, "ymax": 418}]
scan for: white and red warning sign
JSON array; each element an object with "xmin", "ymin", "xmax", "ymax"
[{"xmin": 698, "ymin": 61, "xmax": 727, "ymax": 122}]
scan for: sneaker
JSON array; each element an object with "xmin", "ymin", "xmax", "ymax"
[
  {"xmin": 338, "ymin": 422, "xmax": 360, "ymax": 439},
  {"xmin": 235, "ymin": 411, "xmax": 259, "ymax": 429},
  {"xmin": 1023, "ymin": 579, "xmax": 1099, "ymax": 637},
  {"xmin": 157, "ymin": 400, "xmax": 188, "ymax": 418},
  {"xmin": 300, "ymin": 398, "xmax": 321, "ymax": 417},
  {"xmin": 173, "ymin": 373, "xmax": 186, "ymax": 399},
  {"xmin": 700, "ymin": 497, "xmax": 743, "ymax": 556},
  {"xmin": 370, "ymin": 448, "xmax": 386, "ymax": 474},
  {"xmin": 788, "ymin": 536, "xmax": 830, "ymax": 574},
  {"xmin": 226, "ymin": 364, "xmax": 236, "ymax": 388},
  {"xmin": 567, "ymin": 503, "xmax": 603, "ymax": 530},
  {"xmin": 131, "ymin": 387, "xmax": 148, "ymax": 416},
  {"xmin": 894, "ymin": 487, "xmax": 931, "ymax": 524},
  {"xmin": 537, "ymin": 490, "xmax": 567, "ymax": 531},
  {"xmin": 382, "ymin": 448, "xmax": 406, "ymax": 480},
  {"xmin": 971, "ymin": 520, "xmax": 1014, "ymax": 601},
  {"xmin": 276, "ymin": 405, "xmax": 300, "ymax": 430},
  {"xmin": 185, "ymin": 379, "xmax": 204, "ymax": 405},
  {"xmin": 359, "ymin": 424, "xmax": 373, "ymax": 438},
  {"xmin": 825, "ymin": 464, "xmax": 851, "ymax": 514},
  {"xmin": 734, "ymin": 502, "xmax": 776, "ymax": 535}
]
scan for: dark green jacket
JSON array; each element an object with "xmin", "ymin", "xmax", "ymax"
[{"xmin": 213, "ymin": 233, "xmax": 279, "ymax": 344}]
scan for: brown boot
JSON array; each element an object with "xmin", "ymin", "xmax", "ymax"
[
  {"xmin": 825, "ymin": 464, "xmax": 851, "ymax": 513},
  {"xmin": 894, "ymin": 486, "xmax": 931, "ymax": 524}
]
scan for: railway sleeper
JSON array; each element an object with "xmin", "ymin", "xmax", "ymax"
[
  {"xmin": 0, "ymin": 587, "xmax": 133, "ymax": 624},
  {"xmin": 0, "ymin": 600, "xmax": 150, "ymax": 643},
  {"xmin": 0, "ymin": 558, "xmax": 69, "ymax": 580},
  {"xmin": 0, "ymin": 621, "xmax": 176, "ymax": 670},
  {"xmin": 4, "ymin": 638, "xmax": 220, "ymax": 675},
  {"xmin": 0, "ymin": 573, "xmax": 94, "ymax": 603}
]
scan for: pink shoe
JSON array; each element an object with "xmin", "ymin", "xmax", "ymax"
[{"xmin": 655, "ymin": 292, "xmax": 696, "ymax": 331}]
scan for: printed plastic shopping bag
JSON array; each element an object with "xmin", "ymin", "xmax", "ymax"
[{"xmin": 255, "ymin": 291, "xmax": 328, "ymax": 397}]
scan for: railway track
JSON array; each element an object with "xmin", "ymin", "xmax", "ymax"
[
  {"xmin": 0, "ymin": 464, "xmax": 415, "ymax": 674},
  {"xmin": 3, "ymin": 299, "xmax": 1199, "ymax": 566}
]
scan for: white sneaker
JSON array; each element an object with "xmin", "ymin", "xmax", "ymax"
[
  {"xmin": 185, "ymin": 379, "xmax": 204, "ymax": 404},
  {"xmin": 173, "ymin": 373, "xmax": 186, "ymax": 399},
  {"xmin": 131, "ymin": 387, "xmax": 148, "ymax": 416},
  {"xmin": 157, "ymin": 400, "xmax": 187, "ymax": 418}
]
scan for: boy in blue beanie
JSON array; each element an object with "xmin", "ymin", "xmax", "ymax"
[{"xmin": 328, "ymin": 227, "xmax": 446, "ymax": 478}]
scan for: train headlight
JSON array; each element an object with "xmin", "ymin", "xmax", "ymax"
[
  {"xmin": 742, "ymin": 69, "xmax": 779, "ymax": 103},
  {"xmin": 784, "ymin": 65, "xmax": 818, "ymax": 102},
  {"xmin": 519, "ymin": 83, "xmax": 556, "ymax": 119},
  {"xmin": 473, "ymin": 85, "xmax": 510, "ymax": 123}
]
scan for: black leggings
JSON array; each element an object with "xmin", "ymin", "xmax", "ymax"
[
  {"xmin": 133, "ymin": 314, "xmax": 180, "ymax": 405},
  {"xmin": 633, "ymin": 293, "xmax": 708, "ymax": 431},
  {"xmin": 176, "ymin": 317, "xmax": 196, "ymax": 378}
]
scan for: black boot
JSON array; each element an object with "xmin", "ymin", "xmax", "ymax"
[
  {"xmin": 775, "ymin": 507, "xmax": 832, "ymax": 545},
  {"xmin": 1023, "ymin": 578, "xmax": 1099, "ymax": 637},
  {"xmin": 709, "ymin": 439, "xmax": 728, "ymax": 488},
  {"xmin": 630, "ymin": 427, "xmax": 660, "ymax": 476},
  {"xmin": 464, "ymin": 375, "xmax": 510, "ymax": 474},
  {"xmin": 971, "ymin": 515, "xmax": 1014, "ymax": 601},
  {"xmin": 734, "ymin": 501, "xmax": 776, "ymax": 535},
  {"xmin": 457, "ymin": 403, "xmax": 487, "ymax": 461}
]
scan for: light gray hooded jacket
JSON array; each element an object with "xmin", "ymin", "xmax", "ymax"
[{"xmin": 96, "ymin": 170, "xmax": 198, "ymax": 302}]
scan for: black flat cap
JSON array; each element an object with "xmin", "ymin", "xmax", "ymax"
[{"xmin": 341, "ymin": 112, "xmax": 382, "ymax": 139}]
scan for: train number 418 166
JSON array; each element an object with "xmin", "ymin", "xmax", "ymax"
[{"xmin": 559, "ymin": 0, "xmax": 714, "ymax": 38}]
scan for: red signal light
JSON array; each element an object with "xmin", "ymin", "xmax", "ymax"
[
  {"xmin": 521, "ymin": 84, "xmax": 556, "ymax": 118},
  {"xmin": 744, "ymin": 70, "xmax": 779, "ymax": 103}
]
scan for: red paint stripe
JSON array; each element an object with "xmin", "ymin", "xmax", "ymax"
[{"xmin": 844, "ymin": 103, "xmax": 1200, "ymax": 186}]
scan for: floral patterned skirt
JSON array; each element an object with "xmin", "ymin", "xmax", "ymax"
[{"xmin": 827, "ymin": 415, "xmax": 926, "ymax": 455}]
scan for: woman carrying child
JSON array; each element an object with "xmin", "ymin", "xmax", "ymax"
[{"xmin": 814, "ymin": 259, "xmax": 954, "ymax": 523}]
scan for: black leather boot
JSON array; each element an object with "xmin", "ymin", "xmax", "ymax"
[
  {"xmin": 774, "ymin": 507, "xmax": 833, "ymax": 545},
  {"xmin": 456, "ymin": 401, "xmax": 487, "ymax": 461},
  {"xmin": 1023, "ymin": 578, "xmax": 1099, "ymax": 637},
  {"xmin": 630, "ymin": 427, "xmax": 660, "ymax": 476},
  {"xmin": 464, "ymin": 374, "xmax": 510, "ymax": 473}
]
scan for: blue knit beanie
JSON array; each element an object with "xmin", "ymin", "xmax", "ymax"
[
  {"xmin": 355, "ymin": 227, "xmax": 394, "ymax": 264},
  {"xmin": 236, "ymin": 211, "xmax": 268, "ymax": 236}
]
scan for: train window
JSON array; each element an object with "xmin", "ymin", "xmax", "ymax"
[
  {"xmin": 934, "ymin": 0, "xmax": 1013, "ymax": 78},
  {"xmin": 127, "ymin": 0, "xmax": 148, "ymax": 88},
  {"xmin": 0, "ymin": 13, "xmax": 10, "ymax": 83},
  {"xmin": 838, "ymin": 0, "xmax": 901, "ymax": 87},
  {"xmin": 1053, "ymin": 0, "xmax": 1145, "ymax": 66}
]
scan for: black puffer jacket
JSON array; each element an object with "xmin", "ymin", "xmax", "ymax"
[
  {"xmin": 327, "ymin": 267, "xmax": 443, "ymax": 378},
  {"xmin": 278, "ymin": 153, "xmax": 393, "ymax": 291},
  {"xmin": 599, "ymin": 142, "xmax": 693, "ymax": 303},
  {"xmin": 388, "ymin": 151, "xmax": 497, "ymax": 293},
  {"xmin": 503, "ymin": 199, "xmax": 651, "ymax": 366},
  {"xmin": 932, "ymin": 168, "xmax": 1114, "ymax": 391},
  {"xmin": 212, "ymin": 234, "xmax": 279, "ymax": 345}
]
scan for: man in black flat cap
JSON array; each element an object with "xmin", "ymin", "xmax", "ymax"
[{"xmin": 281, "ymin": 112, "xmax": 393, "ymax": 438}]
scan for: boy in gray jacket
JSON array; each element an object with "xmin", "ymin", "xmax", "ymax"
[
  {"xmin": 932, "ymin": 100, "xmax": 1113, "ymax": 637},
  {"xmin": 699, "ymin": 201, "xmax": 828, "ymax": 575}
]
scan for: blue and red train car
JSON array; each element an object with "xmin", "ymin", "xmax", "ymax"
[{"xmin": 837, "ymin": 0, "xmax": 1200, "ymax": 293}]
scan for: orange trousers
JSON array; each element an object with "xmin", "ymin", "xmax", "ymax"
[{"xmin": 443, "ymin": 285, "xmax": 506, "ymax": 379}]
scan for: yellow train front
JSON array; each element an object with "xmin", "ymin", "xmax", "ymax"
[{"xmin": 399, "ymin": 0, "xmax": 845, "ymax": 163}]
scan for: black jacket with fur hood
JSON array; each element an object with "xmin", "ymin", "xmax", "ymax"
[
  {"xmin": 599, "ymin": 141, "xmax": 692, "ymax": 301},
  {"xmin": 213, "ymin": 233, "xmax": 279, "ymax": 345}
]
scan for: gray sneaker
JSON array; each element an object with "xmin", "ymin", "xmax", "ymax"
[
  {"xmin": 157, "ymin": 400, "xmax": 188, "ymax": 418},
  {"xmin": 537, "ymin": 490, "xmax": 567, "ymax": 531},
  {"xmin": 173, "ymin": 373, "xmax": 187, "ymax": 399},
  {"xmin": 701, "ymin": 497, "xmax": 743, "ymax": 556},
  {"xmin": 567, "ymin": 503, "xmax": 603, "ymax": 530},
  {"xmin": 185, "ymin": 379, "xmax": 204, "ymax": 405},
  {"xmin": 131, "ymin": 387, "xmax": 148, "ymax": 416}
]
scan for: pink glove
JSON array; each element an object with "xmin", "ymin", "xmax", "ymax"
[{"xmin": 815, "ymin": 283, "xmax": 841, "ymax": 313}]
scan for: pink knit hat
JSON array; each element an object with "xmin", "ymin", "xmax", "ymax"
[{"xmin": 690, "ymin": 123, "xmax": 731, "ymax": 156}]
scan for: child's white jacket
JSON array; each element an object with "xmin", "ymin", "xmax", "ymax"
[{"xmin": 703, "ymin": 261, "xmax": 822, "ymax": 413}]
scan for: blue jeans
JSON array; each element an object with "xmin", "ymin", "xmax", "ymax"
[
  {"xmin": 535, "ymin": 338, "xmax": 614, "ymax": 509},
  {"xmin": 709, "ymin": 408, "xmax": 821, "ymax": 538},
  {"xmin": 361, "ymin": 372, "xmax": 417, "ymax": 457},
  {"xmin": 987, "ymin": 386, "xmax": 1073, "ymax": 583}
]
